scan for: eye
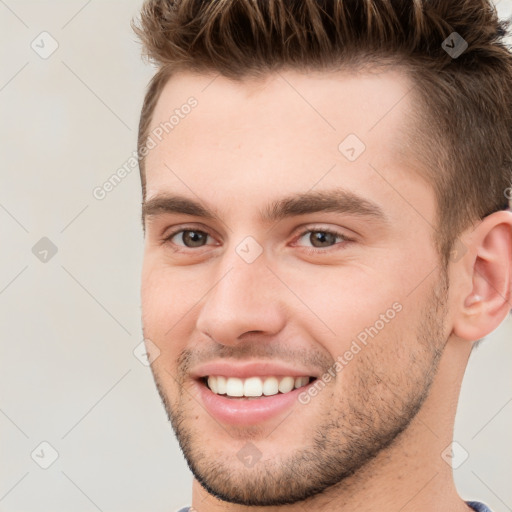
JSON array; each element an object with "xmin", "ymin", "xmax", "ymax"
[
  {"xmin": 293, "ymin": 227, "xmax": 353, "ymax": 252},
  {"xmin": 160, "ymin": 225, "xmax": 353, "ymax": 254},
  {"xmin": 163, "ymin": 228, "xmax": 215, "ymax": 249}
]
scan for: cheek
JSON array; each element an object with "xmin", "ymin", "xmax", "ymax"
[
  {"xmin": 284, "ymin": 261, "xmax": 434, "ymax": 373},
  {"xmin": 279, "ymin": 264, "xmax": 406, "ymax": 340},
  {"xmin": 141, "ymin": 260, "xmax": 204, "ymax": 332}
]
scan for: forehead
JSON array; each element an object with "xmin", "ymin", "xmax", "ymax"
[{"xmin": 143, "ymin": 67, "xmax": 433, "ymax": 225}]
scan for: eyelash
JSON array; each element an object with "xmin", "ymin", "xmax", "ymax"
[
  {"xmin": 295, "ymin": 227, "xmax": 353, "ymax": 254},
  {"xmin": 161, "ymin": 225, "xmax": 353, "ymax": 254}
]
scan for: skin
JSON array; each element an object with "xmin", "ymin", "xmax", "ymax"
[{"xmin": 140, "ymin": 68, "xmax": 512, "ymax": 511}]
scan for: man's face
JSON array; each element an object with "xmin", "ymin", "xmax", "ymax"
[{"xmin": 141, "ymin": 68, "xmax": 451, "ymax": 505}]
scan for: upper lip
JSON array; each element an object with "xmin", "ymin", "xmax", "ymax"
[{"xmin": 190, "ymin": 360, "xmax": 319, "ymax": 380}]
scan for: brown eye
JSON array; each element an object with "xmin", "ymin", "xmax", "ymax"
[
  {"xmin": 296, "ymin": 229, "xmax": 347, "ymax": 249},
  {"xmin": 308, "ymin": 231, "xmax": 339, "ymax": 248},
  {"xmin": 168, "ymin": 230, "xmax": 211, "ymax": 248}
]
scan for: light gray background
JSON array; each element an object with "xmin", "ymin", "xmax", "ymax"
[{"xmin": 0, "ymin": 1, "xmax": 511, "ymax": 511}]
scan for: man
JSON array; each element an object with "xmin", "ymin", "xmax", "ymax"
[{"xmin": 134, "ymin": 0, "xmax": 512, "ymax": 510}]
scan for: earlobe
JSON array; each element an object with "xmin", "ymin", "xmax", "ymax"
[{"xmin": 453, "ymin": 211, "xmax": 512, "ymax": 342}]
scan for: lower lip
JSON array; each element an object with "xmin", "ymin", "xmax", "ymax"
[{"xmin": 194, "ymin": 380, "xmax": 313, "ymax": 426}]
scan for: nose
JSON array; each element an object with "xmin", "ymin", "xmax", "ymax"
[{"xmin": 195, "ymin": 246, "xmax": 286, "ymax": 346}]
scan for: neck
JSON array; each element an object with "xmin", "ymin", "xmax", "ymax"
[{"xmin": 192, "ymin": 338, "xmax": 473, "ymax": 512}]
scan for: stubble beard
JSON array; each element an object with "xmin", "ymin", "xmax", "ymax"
[{"xmin": 148, "ymin": 269, "xmax": 450, "ymax": 505}]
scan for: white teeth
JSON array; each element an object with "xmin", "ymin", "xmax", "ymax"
[
  {"xmin": 207, "ymin": 376, "xmax": 218, "ymax": 394},
  {"xmin": 262, "ymin": 376, "xmax": 279, "ymax": 396},
  {"xmin": 217, "ymin": 376, "xmax": 227, "ymax": 395},
  {"xmin": 278, "ymin": 376, "xmax": 295, "ymax": 393},
  {"xmin": 206, "ymin": 376, "xmax": 311, "ymax": 397},
  {"xmin": 294, "ymin": 376, "xmax": 309, "ymax": 389},
  {"xmin": 225, "ymin": 377, "xmax": 244, "ymax": 397},
  {"xmin": 244, "ymin": 377, "xmax": 263, "ymax": 397}
]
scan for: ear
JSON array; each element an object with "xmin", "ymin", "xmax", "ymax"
[{"xmin": 452, "ymin": 210, "xmax": 512, "ymax": 342}]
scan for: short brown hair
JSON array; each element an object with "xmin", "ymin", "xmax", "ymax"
[{"xmin": 133, "ymin": 0, "xmax": 512, "ymax": 263}]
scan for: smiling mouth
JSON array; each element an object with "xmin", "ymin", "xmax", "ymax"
[{"xmin": 202, "ymin": 375, "xmax": 316, "ymax": 399}]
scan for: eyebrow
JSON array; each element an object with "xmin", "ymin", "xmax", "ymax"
[{"xmin": 142, "ymin": 188, "xmax": 388, "ymax": 228}]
